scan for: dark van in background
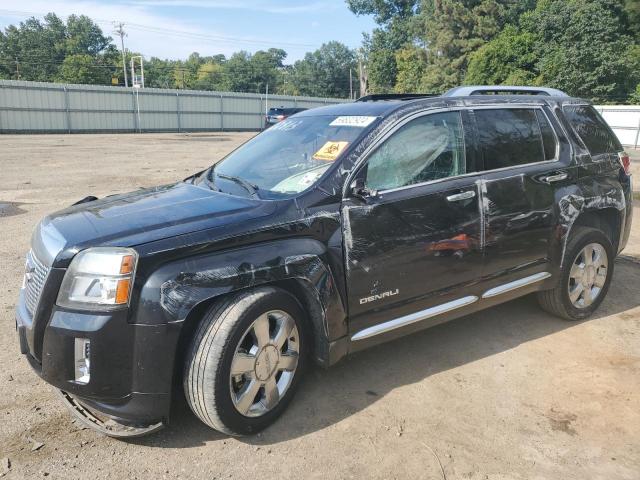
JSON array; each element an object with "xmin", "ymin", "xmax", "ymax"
[{"xmin": 265, "ymin": 107, "xmax": 307, "ymax": 128}]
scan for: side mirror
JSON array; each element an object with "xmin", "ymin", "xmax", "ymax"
[{"xmin": 350, "ymin": 178, "xmax": 376, "ymax": 200}]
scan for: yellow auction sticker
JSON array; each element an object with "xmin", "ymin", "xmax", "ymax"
[{"xmin": 313, "ymin": 141, "xmax": 349, "ymax": 161}]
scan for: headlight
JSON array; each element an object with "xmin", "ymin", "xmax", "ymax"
[{"xmin": 57, "ymin": 247, "xmax": 138, "ymax": 311}]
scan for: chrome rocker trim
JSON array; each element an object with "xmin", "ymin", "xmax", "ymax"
[
  {"xmin": 481, "ymin": 272, "xmax": 551, "ymax": 299},
  {"xmin": 351, "ymin": 295, "xmax": 479, "ymax": 341},
  {"xmin": 350, "ymin": 272, "xmax": 553, "ymax": 342}
]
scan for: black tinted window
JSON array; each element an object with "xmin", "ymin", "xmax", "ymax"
[
  {"xmin": 475, "ymin": 109, "xmax": 546, "ymax": 170},
  {"xmin": 535, "ymin": 110, "xmax": 557, "ymax": 160},
  {"xmin": 562, "ymin": 106, "xmax": 621, "ymax": 156}
]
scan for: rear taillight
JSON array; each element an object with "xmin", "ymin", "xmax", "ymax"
[{"xmin": 618, "ymin": 152, "xmax": 631, "ymax": 175}]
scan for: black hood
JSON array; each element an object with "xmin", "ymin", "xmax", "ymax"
[{"xmin": 32, "ymin": 182, "xmax": 276, "ymax": 267}]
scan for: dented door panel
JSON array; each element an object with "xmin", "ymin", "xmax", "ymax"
[{"xmin": 343, "ymin": 177, "xmax": 483, "ymax": 335}]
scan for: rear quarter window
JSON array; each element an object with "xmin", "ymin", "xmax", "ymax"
[{"xmin": 562, "ymin": 105, "xmax": 621, "ymax": 156}]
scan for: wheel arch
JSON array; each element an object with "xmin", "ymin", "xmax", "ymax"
[
  {"xmin": 572, "ymin": 207, "xmax": 622, "ymax": 252},
  {"xmin": 555, "ymin": 181, "xmax": 627, "ymax": 270},
  {"xmin": 135, "ymin": 238, "xmax": 349, "ymax": 403},
  {"xmin": 172, "ymin": 276, "xmax": 338, "ymax": 388}
]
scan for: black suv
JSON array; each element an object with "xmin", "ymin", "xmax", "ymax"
[
  {"xmin": 265, "ymin": 107, "xmax": 307, "ymax": 128},
  {"xmin": 15, "ymin": 86, "xmax": 633, "ymax": 438}
]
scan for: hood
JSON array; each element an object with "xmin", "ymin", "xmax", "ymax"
[{"xmin": 32, "ymin": 182, "xmax": 276, "ymax": 266}]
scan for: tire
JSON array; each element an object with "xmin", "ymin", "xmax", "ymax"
[
  {"xmin": 537, "ymin": 226, "xmax": 615, "ymax": 321},
  {"xmin": 183, "ymin": 286, "xmax": 308, "ymax": 435}
]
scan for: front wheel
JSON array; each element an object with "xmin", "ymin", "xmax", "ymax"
[
  {"xmin": 538, "ymin": 226, "xmax": 615, "ymax": 320},
  {"xmin": 184, "ymin": 287, "xmax": 308, "ymax": 435}
]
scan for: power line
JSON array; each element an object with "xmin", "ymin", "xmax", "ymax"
[{"xmin": 0, "ymin": 8, "xmax": 321, "ymax": 51}]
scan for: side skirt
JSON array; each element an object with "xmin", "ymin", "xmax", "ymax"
[{"xmin": 350, "ymin": 272, "xmax": 552, "ymax": 343}]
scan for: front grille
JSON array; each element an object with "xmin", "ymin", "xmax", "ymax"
[{"xmin": 24, "ymin": 250, "xmax": 51, "ymax": 316}]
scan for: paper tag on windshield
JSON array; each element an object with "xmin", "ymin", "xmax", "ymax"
[
  {"xmin": 329, "ymin": 116, "xmax": 377, "ymax": 128},
  {"xmin": 313, "ymin": 141, "xmax": 349, "ymax": 161}
]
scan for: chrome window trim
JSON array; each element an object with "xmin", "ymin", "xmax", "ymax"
[
  {"xmin": 481, "ymin": 272, "xmax": 552, "ymax": 299},
  {"xmin": 376, "ymin": 159, "xmax": 561, "ymax": 196},
  {"xmin": 342, "ymin": 106, "xmax": 460, "ymax": 198},
  {"xmin": 351, "ymin": 295, "xmax": 479, "ymax": 341},
  {"xmin": 342, "ymin": 104, "xmax": 567, "ymax": 200}
]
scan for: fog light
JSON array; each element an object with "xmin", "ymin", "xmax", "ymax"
[{"xmin": 74, "ymin": 338, "xmax": 90, "ymax": 384}]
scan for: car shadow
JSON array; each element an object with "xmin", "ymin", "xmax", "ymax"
[{"xmin": 130, "ymin": 259, "xmax": 640, "ymax": 449}]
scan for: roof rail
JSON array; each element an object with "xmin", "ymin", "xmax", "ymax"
[
  {"xmin": 355, "ymin": 93, "xmax": 438, "ymax": 102},
  {"xmin": 443, "ymin": 85, "xmax": 569, "ymax": 97}
]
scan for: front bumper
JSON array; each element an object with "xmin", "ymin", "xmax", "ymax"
[{"xmin": 16, "ymin": 292, "xmax": 178, "ymax": 425}]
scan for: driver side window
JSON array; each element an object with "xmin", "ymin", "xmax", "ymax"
[{"xmin": 366, "ymin": 111, "xmax": 467, "ymax": 191}]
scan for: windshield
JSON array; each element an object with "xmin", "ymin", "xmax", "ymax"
[{"xmin": 203, "ymin": 115, "xmax": 378, "ymax": 198}]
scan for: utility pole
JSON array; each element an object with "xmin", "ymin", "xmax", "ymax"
[
  {"xmin": 15, "ymin": 58, "xmax": 20, "ymax": 80},
  {"xmin": 358, "ymin": 49, "xmax": 368, "ymax": 97},
  {"xmin": 349, "ymin": 68, "xmax": 353, "ymax": 100},
  {"xmin": 113, "ymin": 22, "xmax": 128, "ymax": 87}
]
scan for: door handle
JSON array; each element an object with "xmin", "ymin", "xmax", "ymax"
[
  {"xmin": 540, "ymin": 172, "xmax": 568, "ymax": 184},
  {"xmin": 446, "ymin": 190, "xmax": 476, "ymax": 202}
]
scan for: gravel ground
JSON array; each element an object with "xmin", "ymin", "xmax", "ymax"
[{"xmin": 0, "ymin": 134, "xmax": 639, "ymax": 480}]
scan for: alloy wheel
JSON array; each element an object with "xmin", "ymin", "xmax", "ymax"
[
  {"xmin": 229, "ymin": 310, "xmax": 299, "ymax": 417},
  {"xmin": 568, "ymin": 242, "xmax": 608, "ymax": 309}
]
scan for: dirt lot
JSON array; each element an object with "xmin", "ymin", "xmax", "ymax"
[{"xmin": 0, "ymin": 134, "xmax": 639, "ymax": 480}]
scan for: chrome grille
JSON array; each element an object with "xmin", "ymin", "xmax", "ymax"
[{"xmin": 24, "ymin": 250, "xmax": 51, "ymax": 316}]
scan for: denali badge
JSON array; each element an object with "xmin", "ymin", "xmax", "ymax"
[{"xmin": 359, "ymin": 289, "xmax": 399, "ymax": 305}]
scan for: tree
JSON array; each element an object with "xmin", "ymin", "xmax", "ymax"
[
  {"xmin": 393, "ymin": 45, "xmax": 428, "ymax": 92},
  {"xmin": 0, "ymin": 15, "xmax": 66, "ymax": 81},
  {"xmin": 347, "ymin": 0, "xmax": 420, "ymax": 92},
  {"xmin": 194, "ymin": 61, "xmax": 228, "ymax": 91},
  {"xmin": 290, "ymin": 42, "xmax": 356, "ymax": 98},
  {"xmin": 465, "ymin": 26, "xmax": 537, "ymax": 85},
  {"xmin": 56, "ymin": 53, "xmax": 111, "ymax": 84},
  {"xmin": 525, "ymin": 0, "xmax": 637, "ymax": 102},
  {"xmin": 63, "ymin": 15, "xmax": 111, "ymax": 56},
  {"xmin": 625, "ymin": 0, "xmax": 640, "ymax": 37},
  {"xmin": 630, "ymin": 84, "xmax": 640, "ymax": 104},
  {"xmin": 144, "ymin": 57, "xmax": 177, "ymax": 89},
  {"xmin": 414, "ymin": 0, "xmax": 531, "ymax": 92},
  {"xmin": 465, "ymin": 0, "xmax": 640, "ymax": 103},
  {"xmin": 0, "ymin": 13, "xmax": 113, "ymax": 83}
]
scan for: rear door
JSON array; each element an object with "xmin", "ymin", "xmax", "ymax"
[{"xmin": 470, "ymin": 106, "xmax": 572, "ymax": 281}]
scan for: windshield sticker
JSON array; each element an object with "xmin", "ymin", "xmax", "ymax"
[
  {"xmin": 329, "ymin": 116, "xmax": 377, "ymax": 128},
  {"xmin": 313, "ymin": 141, "xmax": 349, "ymax": 161},
  {"xmin": 268, "ymin": 119, "xmax": 303, "ymax": 132}
]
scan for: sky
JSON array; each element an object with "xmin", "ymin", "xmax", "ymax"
[{"xmin": 0, "ymin": 0, "xmax": 377, "ymax": 63}]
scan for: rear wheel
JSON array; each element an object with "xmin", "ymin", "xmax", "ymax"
[
  {"xmin": 184, "ymin": 286, "xmax": 308, "ymax": 435},
  {"xmin": 538, "ymin": 226, "xmax": 615, "ymax": 320}
]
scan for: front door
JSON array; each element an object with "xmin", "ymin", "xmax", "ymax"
[{"xmin": 343, "ymin": 110, "xmax": 483, "ymax": 340}]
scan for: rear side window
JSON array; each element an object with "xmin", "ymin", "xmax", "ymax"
[
  {"xmin": 562, "ymin": 105, "xmax": 621, "ymax": 156},
  {"xmin": 474, "ymin": 108, "xmax": 549, "ymax": 170},
  {"xmin": 535, "ymin": 110, "xmax": 557, "ymax": 161}
]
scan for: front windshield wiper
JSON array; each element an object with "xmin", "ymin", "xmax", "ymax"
[
  {"xmin": 216, "ymin": 173, "xmax": 259, "ymax": 198},
  {"xmin": 193, "ymin": 164, "xmax": 218, "ymax": 190}
]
